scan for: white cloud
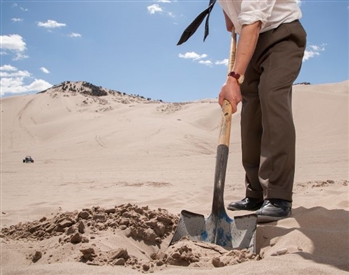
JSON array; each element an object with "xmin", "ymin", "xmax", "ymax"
[
  {"xmin": 13, "ymin": 52, "xmax": 29, "ymax": 61},
  {"xmin": 40, "ymin": 67, "xmax": 50, "ymax": 74},
  {"xmin": 215, "ymin": 59, "xmax": 228, "ymax": 66},
  {"xmin": 26, "ymin": 79, "xmax": 52, "ymax": 92},
  {"xmin": 309, "ymin": 44, "xmax": 326, "ymax": 52},
  {"xmin": 13, "ymin": 3, "xmax": 28, "ymax": 11},
  {"xmin": 303, "ymin": 50, "xmax": 318, "ymax": 61},
  {"xmin": 198, "ymin": 60, "xmax": 212, "ymax": 66},
  {"xmin": 303, "ymin": 43, "xmax": 326, "ymax": 62},
  {"xmin": 12, "ymin": 18, "xmax": 23, "ymax": 22},
  {"xmin": 167, "ymin": 12, "xmax": 175, "ymax": 18},
  {"xmin": 1, "ymin": 34, "xmax": 26, "ymax": 52},
  {"xmin": 69, "ymin": 32, "xmax": 82, "ymax": 38},
  {"xmin": 0, "ymin": 34, "xmax": 28, "ymax": 60},
  {"xmin": 0, "ymin": 65, "xmax": 52, "ymax": 95},
  {"xmin": 179, "ymin": 53, "xmax": 237, "ymax": 68},
  {"xmin": 147, "ymin": 4, "xmax": 162, "ymax": 14},
  {"xmin": 38, "ymin": 20, "xmax": 66, "ymax": 28},
  {"xmin": 0, "ymin": 69, "xmax": 30, "ymax": 78},
  {"xmin": 0, "ymin": 64, "xmax": 17, "ymax": 71},
  {"xmin": 149, "ymin": 1, "xmax": 176, "ymax": 17},
  {"xmin": 179, "ymin": 52, "xmax": 214, "ymax": 66},
  {"xmin": 179, "ymin": 52, "xmax": 207, "ymax": 60}
]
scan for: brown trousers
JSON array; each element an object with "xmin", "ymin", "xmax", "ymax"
[{"xmin": 240, "ymin": 20, "xmax": 306, "ymax": 202}]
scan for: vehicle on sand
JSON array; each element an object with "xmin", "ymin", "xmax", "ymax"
[{"xmin": 23, "ymin": 156, "xmax": 34, "ymax": 163}]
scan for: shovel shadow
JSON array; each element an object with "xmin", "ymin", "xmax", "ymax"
[{"xmin": 256, "ymin": 206, "xmax": 349, "ymax": 272}]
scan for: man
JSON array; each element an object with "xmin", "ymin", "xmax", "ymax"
[
  {"xmin": 178, "ymin": 1, "xmax": 306, "ymax": 222},
  {"xmin": 219, "ymin": 1, "xmax": 306, "ymax": 222}
]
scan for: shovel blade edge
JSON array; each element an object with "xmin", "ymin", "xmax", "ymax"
[
  {"xmin": 170, "ymin": 210, "xmax": 206, "ymax": 244},
  {"xmin": 170, "ymin": 210, "xmax": 257, "ymax": 252}
]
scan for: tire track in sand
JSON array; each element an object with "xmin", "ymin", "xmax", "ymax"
[{"xmin": 16, "ymin": 98, "xmax": 36, "ymax": 141}]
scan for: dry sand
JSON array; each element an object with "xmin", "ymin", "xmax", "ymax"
[{"xmin": 1, "ymin": 80, "xmax": 348, "ymax": 274}]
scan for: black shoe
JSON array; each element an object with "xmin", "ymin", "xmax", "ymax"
[
  {"xmin": 256, "ymin": 199, "xmax": 292, "ymax": 223},
  {"xmin": 227, "ymin": 197, "xmax": 264, "ymax": 211}
]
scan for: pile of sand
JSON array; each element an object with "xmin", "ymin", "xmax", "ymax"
[
  {"xmin": 1, "ymin": 204, "xmax": 177, "ymax": 244},
  {"xmin": 1, "ymin": 203, "xmax": 259, "ymax": 273}
]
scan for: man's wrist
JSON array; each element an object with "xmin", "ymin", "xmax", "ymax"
[
  {"xmin": 227, "ymin": 76, "xmax": 238, "ymax": 83},
  {"xmin": 227, "ymin": 71, "xmax": 245, "ymax": 84}
]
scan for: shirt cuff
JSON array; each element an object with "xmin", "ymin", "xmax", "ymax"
[{"xmin": 238, "ymin": 10, "xmax": 268, "ymax": 29}]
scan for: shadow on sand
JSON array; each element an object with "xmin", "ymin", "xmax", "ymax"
[{"xmin": 256, "ymin": 206, "xmax": 349, "ymax": 272}]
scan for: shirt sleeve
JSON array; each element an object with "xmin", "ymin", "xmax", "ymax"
[{"xmin": 238, "ymin": 0, "xmax": 277, "ymax": 29}]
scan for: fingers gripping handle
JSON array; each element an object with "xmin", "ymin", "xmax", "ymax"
[{"xmin": 219, "ymin": 31, "xmax": 236, "ymax": 147}]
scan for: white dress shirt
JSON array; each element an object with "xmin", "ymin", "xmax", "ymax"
[{"xmin": 218, "ymin": 0, "xmax": 302, "ymax": 34}]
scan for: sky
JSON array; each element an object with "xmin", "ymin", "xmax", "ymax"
[{"xmin": 1, "ymin": 0, "xmax": 348, "ymax": 102}]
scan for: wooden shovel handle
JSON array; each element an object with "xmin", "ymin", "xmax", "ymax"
[
  {"xmin": 218, "ymin": 31, "xmax": 237, "ymax": 147},
  {"xmin": 229, "ymin": 31, "xmax": 237, "ymax": 73}
]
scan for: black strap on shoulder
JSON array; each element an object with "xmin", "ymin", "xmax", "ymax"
[{"xmin": 177, "ymin": 0, "xmax": 217, "ymax": 46}]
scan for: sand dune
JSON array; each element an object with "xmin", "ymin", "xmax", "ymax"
[{"xmin": 1, "ymin": 80, "xmax": 348, "ymax": 274}]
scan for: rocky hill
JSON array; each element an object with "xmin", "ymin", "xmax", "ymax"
[{"xmin": 39, "ymin": 81, "xmax": 162, "ymax": 103}]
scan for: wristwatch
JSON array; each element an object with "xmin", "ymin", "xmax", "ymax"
[{"xmin": 228, "ymin": 71, "xmax": 244, "ymax": 84}]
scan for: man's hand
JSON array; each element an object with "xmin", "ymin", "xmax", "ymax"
[{"xmin": 218, "ymin": 77, "xmax": 242, "ymax": 113}]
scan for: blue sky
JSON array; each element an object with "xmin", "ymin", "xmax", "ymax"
[{"xmin": 1, "ymin": 0, "xmax": 348, "ymax": 102}]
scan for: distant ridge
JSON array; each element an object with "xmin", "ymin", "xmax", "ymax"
[
  {"xmin": 294, "ymin": 82, "xmax": 311, "ymax": 85},
  {"xmin": 38, "ymin": 81, "xmax": 163, "ymax": 102}
]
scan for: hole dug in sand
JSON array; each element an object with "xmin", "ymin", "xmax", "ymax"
[{"xmin": 1, "ymin": 203, "xmax": 260, "ymax": 272}]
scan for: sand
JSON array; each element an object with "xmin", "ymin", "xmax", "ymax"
[{"xmin": 1, "ymin": 80, "xmax": 348, "ymax": 274}]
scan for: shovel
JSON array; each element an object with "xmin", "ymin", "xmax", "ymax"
[{"xmin": 170, "ymin": 32, "xmax": 258, "ymax": 252}]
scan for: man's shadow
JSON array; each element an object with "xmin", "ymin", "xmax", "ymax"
[{"xmin": 256, "ymin": 207, "xmax": 349, "ymax": 272}]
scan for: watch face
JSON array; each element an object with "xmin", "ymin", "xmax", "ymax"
[{"xmin": 239, "ymin": 75, "xmax": 245, "ymax": 84}]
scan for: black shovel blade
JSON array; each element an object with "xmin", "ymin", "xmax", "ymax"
[{"xmin": 170, "ymin": 209, "xmax": 257, "ymax": 252}]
